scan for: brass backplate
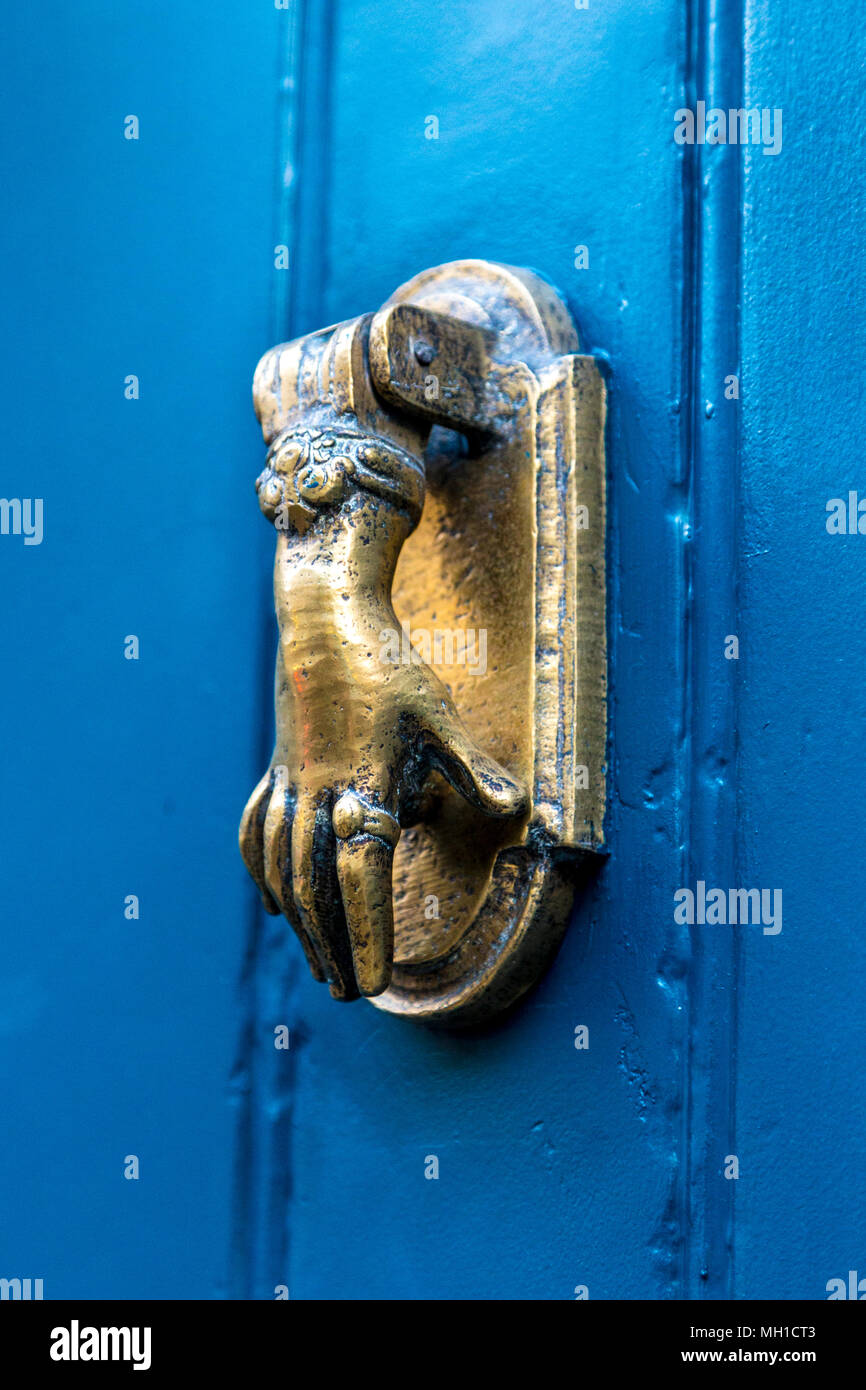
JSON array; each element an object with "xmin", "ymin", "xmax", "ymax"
[{"xmin": 371, "ymin": 261, "xmax": 607, "ymax": 1025}]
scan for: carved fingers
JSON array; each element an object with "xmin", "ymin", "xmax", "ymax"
[
  {"xmin": 240, "ymin": 773, "xmax": 400, "ymax": 1000},
  {"xmin": 238, "ymin": 771, "xmax": 281, "ymax": 916},
  {"xmin": 241, "ymin": 692, "xmax": 526, "ymax": 1000}
]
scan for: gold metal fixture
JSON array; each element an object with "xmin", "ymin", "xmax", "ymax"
[{"xmin": 239, "ymin": 260, "xmax": 606, "ymax": 1025}]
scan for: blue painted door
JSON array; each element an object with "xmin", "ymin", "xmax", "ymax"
[{"xmin": 2, "ymin": 0, "xmax": 864, "ymax": 1302}]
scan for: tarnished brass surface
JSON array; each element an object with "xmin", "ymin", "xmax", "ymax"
[{"xmin": 240, "ymin": 261, "xmax": 606, "ymax": 1025}]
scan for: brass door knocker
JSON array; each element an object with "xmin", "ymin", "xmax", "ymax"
[{"xmin": 240, "ymin": 260, "xmax": 606, "ymax": 1025}]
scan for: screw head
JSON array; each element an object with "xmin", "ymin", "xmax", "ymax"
[{"xmin": 413, "ymin": 339, "xmax": 435, "ymax": 366}]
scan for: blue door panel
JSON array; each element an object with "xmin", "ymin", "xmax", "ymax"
[
  {"xmin": 734, "ymin": 0, "xmax": 866, "ymax": 1300},
  {"xmin": 256, "ymin": 0, "xmax": 692, "ymax": 1301},
  {"xmin": 1, "ymin": 2, "xmax": 280, "ymax": 1298}
]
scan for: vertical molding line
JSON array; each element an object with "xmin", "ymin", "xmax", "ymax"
[
  {"xmin": 681, "ymin": 0, "xmax": 743, "ymax": 1299},
  {"xmin": 289, "ymin": 0, "xmax": 335, "ymax": 337},
  {"xmin": 271, "ymin": 0, "xmax": 303, "ymax": 345},
  {"xmin": 229, "ymin": 0, "xmax": 304, "ymax": 1303},
  {"xmin": 230, "ymin": 0, "xmax": 335, "ymax": 1300},
  {"xmin": 250, "ymin": 0, "xmax": 335, "ymax": 1301}
]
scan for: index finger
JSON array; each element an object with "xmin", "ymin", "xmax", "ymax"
[{"xmin": 332, "ymin": 791, "xmax": 400, "ymax": 997}]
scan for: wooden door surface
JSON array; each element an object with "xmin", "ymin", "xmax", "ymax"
[{"xmin": 2, "ymin": 0, "xmax": 864, "ymax": 1302}]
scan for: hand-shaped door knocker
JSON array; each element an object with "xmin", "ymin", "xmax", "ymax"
[{"xmin": 240, "ymin": 261, "xmax": 607, "ymax": 1025}]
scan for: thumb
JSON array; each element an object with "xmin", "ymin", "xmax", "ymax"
[{"xmin": 421, "ymin": 697, "xmax": 529, "ymax": 820}]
